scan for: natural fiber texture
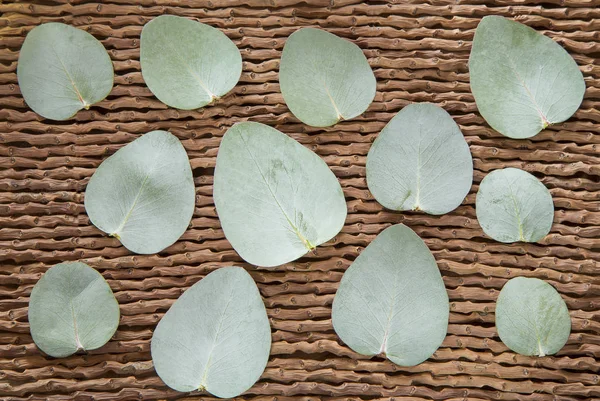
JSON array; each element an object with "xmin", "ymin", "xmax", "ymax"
[{"xmin": 0, "ymin": 1, "xmax": 599, "ymax": 400}]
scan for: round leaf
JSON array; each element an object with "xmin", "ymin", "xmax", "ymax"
[
  {"xmin": 17, "ymin": 23, "xmax": 114, "ymax": 120},
  {"xmin": 332, "ymin": 224, "xmax": 449, "ymax": 366},
  {"xmin": 85, "ymin": 131, "xmax": 195, "ymax": 254},
  {"xmin": 476, "ymin": 168, "xmax": 554, "ymax": 243},
  {"xmin": 366, "ymin": 103, "xmax": 473, "ymax": 215},
  {"xmin": 279, "ymin": 28, "xmax": 376, "ymax": 127},
  {"xmin": 141, "ymin": 15, "xmax": 242, "ymax": 110},
  {"xmin": 469, "ymin": 16, "xmax": 585, "ymax": 139},
  {"xmin": 28, "ymin": 262, "xmax": 119, "ymax": 358},
  {"xmin": 213, "ymin": 122, "xmax": 347, "ymax": 267},
  {"xmin": 496, "ymin": 277, "xmax": 571, "ymax": 356},
  {"xmin": 151, "ymin": 266, "xmax": 271, "ymax": 397}
]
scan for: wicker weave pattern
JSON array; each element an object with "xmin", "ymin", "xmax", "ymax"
[{"xmin": 1, "ymin": 1, "xmax": 599, "ymax": 400}]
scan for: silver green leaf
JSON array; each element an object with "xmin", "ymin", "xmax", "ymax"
[
  {"xmin": 213, "ymin": 122, "xmax": 347, "ymax": 267},
  {"xmin": 151, "ymin": 266, "xmax": 271, "ymax": 397},
  {"xmin": 28, "ymin": 262, "xmax": 120, "ymax": 358},
  {"xmin": 496, "ymin": 277, "xmax": 571, "ymax": 356},
  {"xmin": 469, "ymin": 16, "xmax": 585, "ymax": 139},
  {"xmin": 17, "ymin": 22, "xmax": 114, "ymax": 120},
  {"xmin": 366, "ymin": 103, "xmax": 473, "ymax": 215},
  {"xmin": 476, "ymin": 167, "xmax": 554, "ymax": 243},
  {"xmin": 279, "ymin": 27, "xmax": 376, "ymax": 127},
  {"xmin": 332, "ymin": 224, "xmax": 449, "ymax": 366},
  {"xmin": 85, "ymin": 131, "xmax": 195, "ymax": 254},
  {"xmin": 140, "ymin": 15, "xmax": 242, "ymax": 110}
]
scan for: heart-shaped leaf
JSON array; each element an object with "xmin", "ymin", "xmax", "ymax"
[
  {"xmin": 469, "ymin": 16, "xmax": 585, "ymax": 139},
  {"xmin": 141, "ymin": 15, "xmax": 242, "ymax": 110},
  {"xmin": 151, "ymin": 266, "xmax": 271, "ymax": 397},
  {"xmin": 366, "ymin": 103, "xmax": 473, "ymax": 215},
  {"xmin": 213, "ymin": 122, "xmax": 347, "ymax": 267},
  {"xmin": 496, "ymin": 277, "xmax": 571, "ymax": 356},
  {"xmin": 279, "ymin": 27, "xmax": 376, "ymax": 127},
  {"xmin": 476, "ymin": 167, "xmax": 554, "ymax": 243},
  {"xmin": 17, "ymin": 22, "xmax": 114, "ymax": 120},
  {"xmin": 332, "ymin": 224, "xmax": 449, "ymax": 366},
  {"xmin": 85, "ymin": 131, "xmax": 195, "ymax": 254},
  {"xmin": 28, "ymin": 262, "xmax": 120, "ymax": 358}
]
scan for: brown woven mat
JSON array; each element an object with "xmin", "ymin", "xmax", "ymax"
[{"xmin": 1, "ymin": 1, "xmax": 599, "ymax": 400}]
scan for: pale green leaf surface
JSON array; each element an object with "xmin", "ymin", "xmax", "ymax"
[
  {"xmin": 496, "ymin": 277, "xmax": 571, "ymax": 356},
  {"xmin": 213, "ymin": 122, "xmax": 347, "ymax": 267},
  {"xmin": 366, "ymin": 103, "xmax": 473, "ymax": 215},
  {"xmin": 476, "ymin": 168, "xmax": 554, "ymax": 243},
  {"xmin": 469, "ymin": 16, "xmax": 585, "ymax": 139},
  {"xmin": 17, "ymin": 22, "xmax": 114, "ymax": 120},
  {"xmin": 85, "ymin": 131, "xmax": 195, "ymax": 254},
  {"xmin": 151, "ymin": 266, "xmax": 271, "ymax": 397},
  {"xmin": 141, "ymin": 15, "xmax": 242, "ymax": 110},
  {"xmin": 279, "ymin": 28, "xmax": 376, "ymax": 127},
  {"xmin": 332, "ymin": 224, "xmax": 449, "ymax": 366},
  {"xmin": 28, "ymin": 262, "xmax": 120, "ymax": 358}
]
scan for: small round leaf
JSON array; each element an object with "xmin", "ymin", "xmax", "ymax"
[
  {"xmin": 213, "ymin": 122, "xmax": 347, "ymax": 267},
  {"xmin": 476, "ymin": 168, "xmax": 554, "ymax": 243},
  {"xmin": 151, "ymin": 266, "xmax": 271, "ymax": 397},
  {"xmin": 17, "ymin": 23, "xmax": 114, "ymax": 121},
  {"xmin": 496, "ymin": 277, "xmax": 571, "ymax": 356},
  {"xmin": 85, "ymin": 131, "xmax": 195, "ymax": 254},
  {"xmin": 366, "ymin": 103, "xmax": 473, "ymax": 215},
  {"xmin": 279, "ymin": 28, "xmax": 376, "ymax": 127},
  {"xmin": 332, "ymin": 224, "xmax": 449, "ymax": 366},
  {"xmin": 141, "ymin": 15, "xmax": 242, "ymax": 110},
  {"xmin": 28, "ymin": 262, "xmax": 120, "ymax": 358},
  {"xmin": 469, "ymin": 16, "xmax": 585, "ymax": 139}
]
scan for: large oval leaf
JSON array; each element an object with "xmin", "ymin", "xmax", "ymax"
[
  {"xmin": 469, "ymin": 16, "xmax": 585, "ymax": 139},
  {"xmin": 366, "ymin": 103, "xmax": 473, "ymax": 215},
  {"xmin": 141, "ymin": 15, "xmax": 242, "ymax": 110},
  {"xmin": 332, "ymin": 224, "xmax": 449, "ymax": 366},
  {"xmin": 151, "ymin": 266, "xmax": 271, "ymax": 397},
  {"xmin": 279, "ymin": 28, "xmax": 376, "ymax": 127},
  {"xmin": 28, "ymin": 262, "xmax": 120, "ymax": 358},
  {"xmin": 213, "ymin": 122, "xmax": 347, "ymax": 267},
  {"xmin": 476, "ymin": 168, "xmax": 554, "ymax": 243},
  {"xmin": 85, "ymin": 131, "xmax": 195, "ymax": 254},
  {"xmin": 17, "ymin": 23, "xmax": 114, "ymax": 121},
  {"xmin": 496, "ymin": 277, "xmax": 571, "ymax": 356}
]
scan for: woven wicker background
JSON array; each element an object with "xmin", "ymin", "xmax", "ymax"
[{"xmin": 1, "ymin": 1, "xmax": 599, "ymax": 400}]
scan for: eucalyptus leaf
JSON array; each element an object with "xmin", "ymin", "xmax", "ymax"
[
  {"xmin": 141, "ymin": 15, "xmax": 242, "ymax": 110},
  {"xmin": 85, "ymin": 131, "xmax": 195, "ymax": 254},
  {"xmin": 151, "ymin": 266, "xmax": 271, "ymax": 397},
  {"xmin": 279, "ymin": 27, "xmax": 376, "ymax": 127},
  {"xmin": 366, "ymin": 103, "xmax": 473, "ymax": 215},
  {"xmin": 469, "ymin": 16, "xmax": 585, "ymax": 139},
  {"xmin": 213, "ymin": 122, "xmax": 347, "ymax": 267},
  {"xmin": 28, "ymin": 262, "xmax": 119, "ymax": 358},
  {"xmin": 476, "ymin": 168, "xmax": 554, "ymax": 243},
  {"xmin": 17, "ymin": 22, "xmax": 114, "ymax": 120},
  {"xmin": 332, "ymin": 224, "xmax": 449, "ymax": 366},
  {"xmin": 496, "ymin": 277, "xmax": 571, "ymax": 356}
]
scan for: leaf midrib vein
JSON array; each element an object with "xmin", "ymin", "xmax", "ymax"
[
  {"xmin": 238, "ymin": 132, "xmax": 314, "ymax": 250},
  {"xmin": 166, "ymin": 41, "xmax": 216, "ymax": 101},
  {"xmin": 198, "ymin": 282, "xmax": 235, "ymax": 390},
  {"xmin": 111, "ymin": 172, "xmax": 151, "ymax": 238},
  {"xmin": 504, "ymin": 176, "xmax": 525, "ymax": 242},
  {"xmin": 504, "ymin": 56, "xmax": 549, "ymax": 127},
  {"xmin": 49, "ymin": 43, "xmax": 88, "ymax": 108}
]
